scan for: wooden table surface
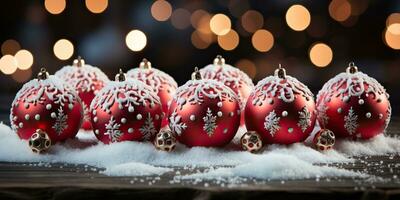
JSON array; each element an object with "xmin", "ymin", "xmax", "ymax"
[{"xmin": 0, "ymin": 97, "xmax": 399, "ymax": 200}]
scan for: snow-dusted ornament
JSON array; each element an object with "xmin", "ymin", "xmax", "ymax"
[
  {"xmin": 316, "ymin": 62, "xmax": 391, "ymax": 139},
  {"xmin": 199, "ymin": 55, "xmax": 254, "ymax": 125},
  {"xmin": 10, "ymin": 68, "xmax": 84, "ymax": 146},
  {"xmin": 55, "ymin": 57, "xmax": 109, "ymax": 130},
  {"xmin": 245, "ymin": 65, "xmax": 317, "ymax": 144},
  {"xmin": 90, "ymin": 69, "xmax": 162, "ymax": 144},
  {"xmin": 127, "ymin": 58, "xmax": 178, "ymax": 127},
  {"xmin": 168, "ymin": 67, "xmax": 241, "ymax": 147}
]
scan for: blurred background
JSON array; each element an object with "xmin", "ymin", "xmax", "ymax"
[{"xmin": 0, "ymin": 0, "xmax": 399, "ymax": 118}]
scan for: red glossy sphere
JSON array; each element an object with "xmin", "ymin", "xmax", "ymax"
[
  {"xmin": 245, "ymin": 69, "xmax": 316, "ymax": 145},
  {"xmin": 90, "ymin": 74, "xmax": 163, "ymax": 144},
  {"xmin": 127, "ymin": 59, "xmax": 177, "ymax": 128},
  {"xmin": 168, "ymin": 78, "xmax": 241, "ymax": 147},
  {"xmin": 55, "ymin": 58, "xmax": 109, "ymax": 130},
  {"xmin": 316, "ymin": 64, "xmax": 391, "ymax": 140},
  {"xmin": 10, "ymin": 73, "xmax": 83, "ymax": 143},
  {"xmin": 199, "ymin": 56, "xmax": 254, "ymax": 125}
]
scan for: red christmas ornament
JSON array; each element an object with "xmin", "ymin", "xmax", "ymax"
[
  {"xmin": 316, "ymin": 62, "xmax": 391, "ymax": 140},
  {"xmin": 245, "ymin": 65, "xmax": 317, "ymax": 145},
  {"xmin": 313, "ymin": 129, "xmax": 335, "ymax": 151},
  {"xmin": 168, "ymin": 68, "xmax": 241, "ymax": 147},
  {"xmin": 10, "ymin": 68, "xmax": 84, "ymax": 143},
  {"xmin": 90, "ymin": 69, "xmax": 163, "ymax": 144},
  {"xmin": 55, "ymin": 57, "xmax": 109, "ymax": 130},
  {"xmin": 127, "ymin": 59, "xmax": 177, "ymax": 127},
  {"xmin": 199, "ymin": 55, "xmax": 254, "ymax": 125}
]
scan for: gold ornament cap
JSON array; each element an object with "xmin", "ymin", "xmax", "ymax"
[
  {"xmin": 115, "ymin": 69, "xmax": 126, "ymax": 82},
  {"xmin": 213, "ymin": 55, "xmax": 225, "ymax": 66},
  {"xmin": 191, "ymin": 67, "xmax": 202, "ymax": 80},
  {"xmin": 346, "ymin": 62, "xmax": 358, "ymax": 74},
  {"xmin": 29, "ymin": 129, "xmax": 51, "ymax": 154},
  {"xmin": 37, "ymin": 68, "xmax": 49, "ymax": 80},
  {"xmin": 274, "ymin": 64, "xmax": 286, "ymax": 79},
  {"xmin": 139, "ymin": 58, "xmax": 152, "ymax": 69},
  {"xmin": 72, "ymin": 56, "xmax": 85, "ymax": 67}
]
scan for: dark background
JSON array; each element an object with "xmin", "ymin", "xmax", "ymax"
[{"xmin": 0, "ymin": 0, "xmax": 399, "ymax": 117}]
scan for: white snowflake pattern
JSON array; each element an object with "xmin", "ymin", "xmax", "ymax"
[
  {"xmin": 52, "ymin": 106, "xmax": 68, "ymax": 135},
  {"xmin": 264, "ymin": 110, "xmax": 280, "ymax": 137},
  {"xmin": 344, "ymin": 107, "xmax": 358, "ymax": 135},
  {"xmin": 169, "ymin": 109, "xmax": 187, "ymax": 136},
  {"xmin": 105, "ymin": 116, "xmax": 122, "ymax": 142},
  {"xmin": 317, "ymin": 103, "xmax": 329, "ymax": 127},
  {"xmin": 82, "ymin": 102, "xmax": 90, "ymax": 122},
  {"xmin": 139, "ymin": 113, "xmax": 157, "ymax": 140},
  {"xmin": 203, "ymin": 107, "xmax": 217, "ymax": 137},
  {"xmin": 297, "ymin": 106, "xmax": 312, "ymax": 132}
]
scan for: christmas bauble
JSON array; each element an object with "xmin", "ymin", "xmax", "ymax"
[
  {"xmin": 245, "ymin": 65, "xmax": 317, "ymax": 145},
  {"xmin": 240, "ymin": 131, "xmax": 263, "ymax": 153},
  {"xmin": 316, "ymin": 62, "xmax": 391, "ymax": 139},
  {"xmin": 168, "ymin": 68, "xmax": 241, "ymax": 147},
  {"xmin": 313, "ymin": 129, "xmax": 335, "ymax": 151},
  {"xmin": 10, "ymin": 68, "xmax": 84, "ymax": 143},
  {"xmin": 199, "ymin": 55, "xmax": 254, "ymax": 125},
  {"xmin": 90, "ymin": 69, "xmax": 163, "ymax": 144},
  {"xmin": 127, "ymin": 59, "xmax": 177, "ymax": 127},
  {"xmin": 153, "ymin": 129, "xmax": 177, "ymax": 152},
  {"xmin": 55, "ymin": 57, "xmax": 109, "ymax": 130}
]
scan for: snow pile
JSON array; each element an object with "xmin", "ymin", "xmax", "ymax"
[{"xmin": 0, "ymin": 123, "xmax": 399, "ymax": 180}]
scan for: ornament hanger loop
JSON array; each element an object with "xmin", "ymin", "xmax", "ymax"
[
  {"xmin": 140, "ymin": 58, "xmax": 152, "ymax": 69},
  {"xmin": 73, "ymin": 56, "xmax": 85, "ymax": 67},
  {"xmin": 191, "ymin": 67, "xmax": 202, "ymax": 80},
  {"xmin": 37, "ymin": 68, "xmax": 49, "ymax": 80},
  {"xmin": 213, "ymin": 55, "xmax": 225, "ymax": 66},
  {"xmin": 274, "ymin": 64, "xmax": 286, "ymax": 79},
  {"xmin": 346, "ymin": 62, "xmax": 358, "ymax": 74},
  {"xmin": 115, "ymin": 69, "xmax": 126, "ymax": 82}
]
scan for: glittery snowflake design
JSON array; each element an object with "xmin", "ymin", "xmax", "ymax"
[
  {"xmin": 203, "ymin": 107, "xmax": 217, "ymax": 137},
  {"xmin": 105, "ymin": 116, "xmax": 122, "ymax": 142},
  {"xmin": 127, "ymin": 68, "xmax": 178, "ymax": 94},
  {"xmin": 297, "ymin": 106, "xmax": 312, "ymax": 132},
  {"xmin": 264, "ymin": 110, "xmax": 280, "ymax": 137},
  {"xmin": 139, "ymin": 113, "xmax": 157, "ymax": 140},
  {"xmin": 317, "ymin": 103, "xmax": 329, "ymax": 127},
  {"xmin": 52, "ymin": 106, "xmax": 68, "ymax": 135},
  {"xmin": 344, "ymin": 107, "xmax": 358, "ymax": 135},
  {"xmin": 169, "ymin": 109, "xmax": 187, "ymax": 136}
]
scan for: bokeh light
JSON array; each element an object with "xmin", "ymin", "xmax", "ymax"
[
  {"xmin": 151, "ymin": 0, "xmax": 172, "ymax": 21},
  {"xmin": 85, "ymin": 0, "xmax": 108, "ymax": 14},
  {"xmin": 171, "ymin": 8, "xmax": 191, "ymax": 30},
  {"xmin": 15, "ymin": 49, "xmax": 34, "ymax": 70},
  {"xmin": 235, "ymin": 59, "xmax": 256, "ymax": 79},
  {"xmin": 217, "ymin": 29, "xmax": 239, "ymax": 51},
  {"xmin": 125, "ymin": 30, "xmax": 147, "ymax": 52},
  {"xmin": 1, "ymin": 39, "xmax": 20, "ymax": 55},
  {"xmin": 0, "ymin": 55, "xmax": 18, "ymax": 75},
  {"xmin": 384, "ymin": 29, "xmax": 400, "ymax": 50},
  {"xmin": 191, "ymin": 31, "xmax": 211, "ymax": 49},
  {"xmin": 44, "ymin": 0, "xmax": 66, "ymax": 15},
  {"xmin": 197, "ymin": 14, "xmax": 212, "ymax": 34},
  {"xmin": 285, "ymin": 5, "xmax": 311, "ymax": 31},
  {"xmin": 241, "ymin": 10, "xmax": 264, "ymax": 33},
  {"xmin": 12, "ymin": 68, "xmax": 32, "ymax": 83},
  {"xmin": 386, "ymin": 13, "xmax": 400, "ymax": 27},
  {"xmin": 53, "ymin": 39, "xmax": 74, "ymax": 60},
  {"xmin": 191, "ymin": 9, "xmax": 209, "ymax": 28},
  {"xmin": 210, "ymin": 14, "xmax": 231, "ymax": 36},
  {"xmin": 329, "ymin": 0, "xmax": 352, "ymax": 22},
  {"xmin": 251, "ymin": 29, "xmax": 274, "ymax": 52},
  {"xmin": 309, "ymin": 43, "xmax": 333, "ymax": 67}
]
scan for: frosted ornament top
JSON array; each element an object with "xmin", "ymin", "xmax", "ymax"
[
  {"xmin": 90, "ymin": 69, "xmax": 161, "ymax": 113},
  {"xmin": 127, "ymin": 58, "xmax": 178, "ymax": 94},
  {"xmin": 200, "ymin": 56, "xmax": 254, "ymax": 101},
  {"xmin": 250, "ymin": 65, "xmax": 314, "ymax": 106},
  {"xmin": 12, "ymin": 68, "xmax": 78, "ymax": 109},
  {"xmin": 317, "ymin": 62, "xmax": 389, "ymax": 104},
  {"xmin": 173, "ymin": 67, "xmax": 238, "ymax": 107},
  {"xmin": 55, "ymin": 57, "xmax": 109, "ymax": 93}
]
